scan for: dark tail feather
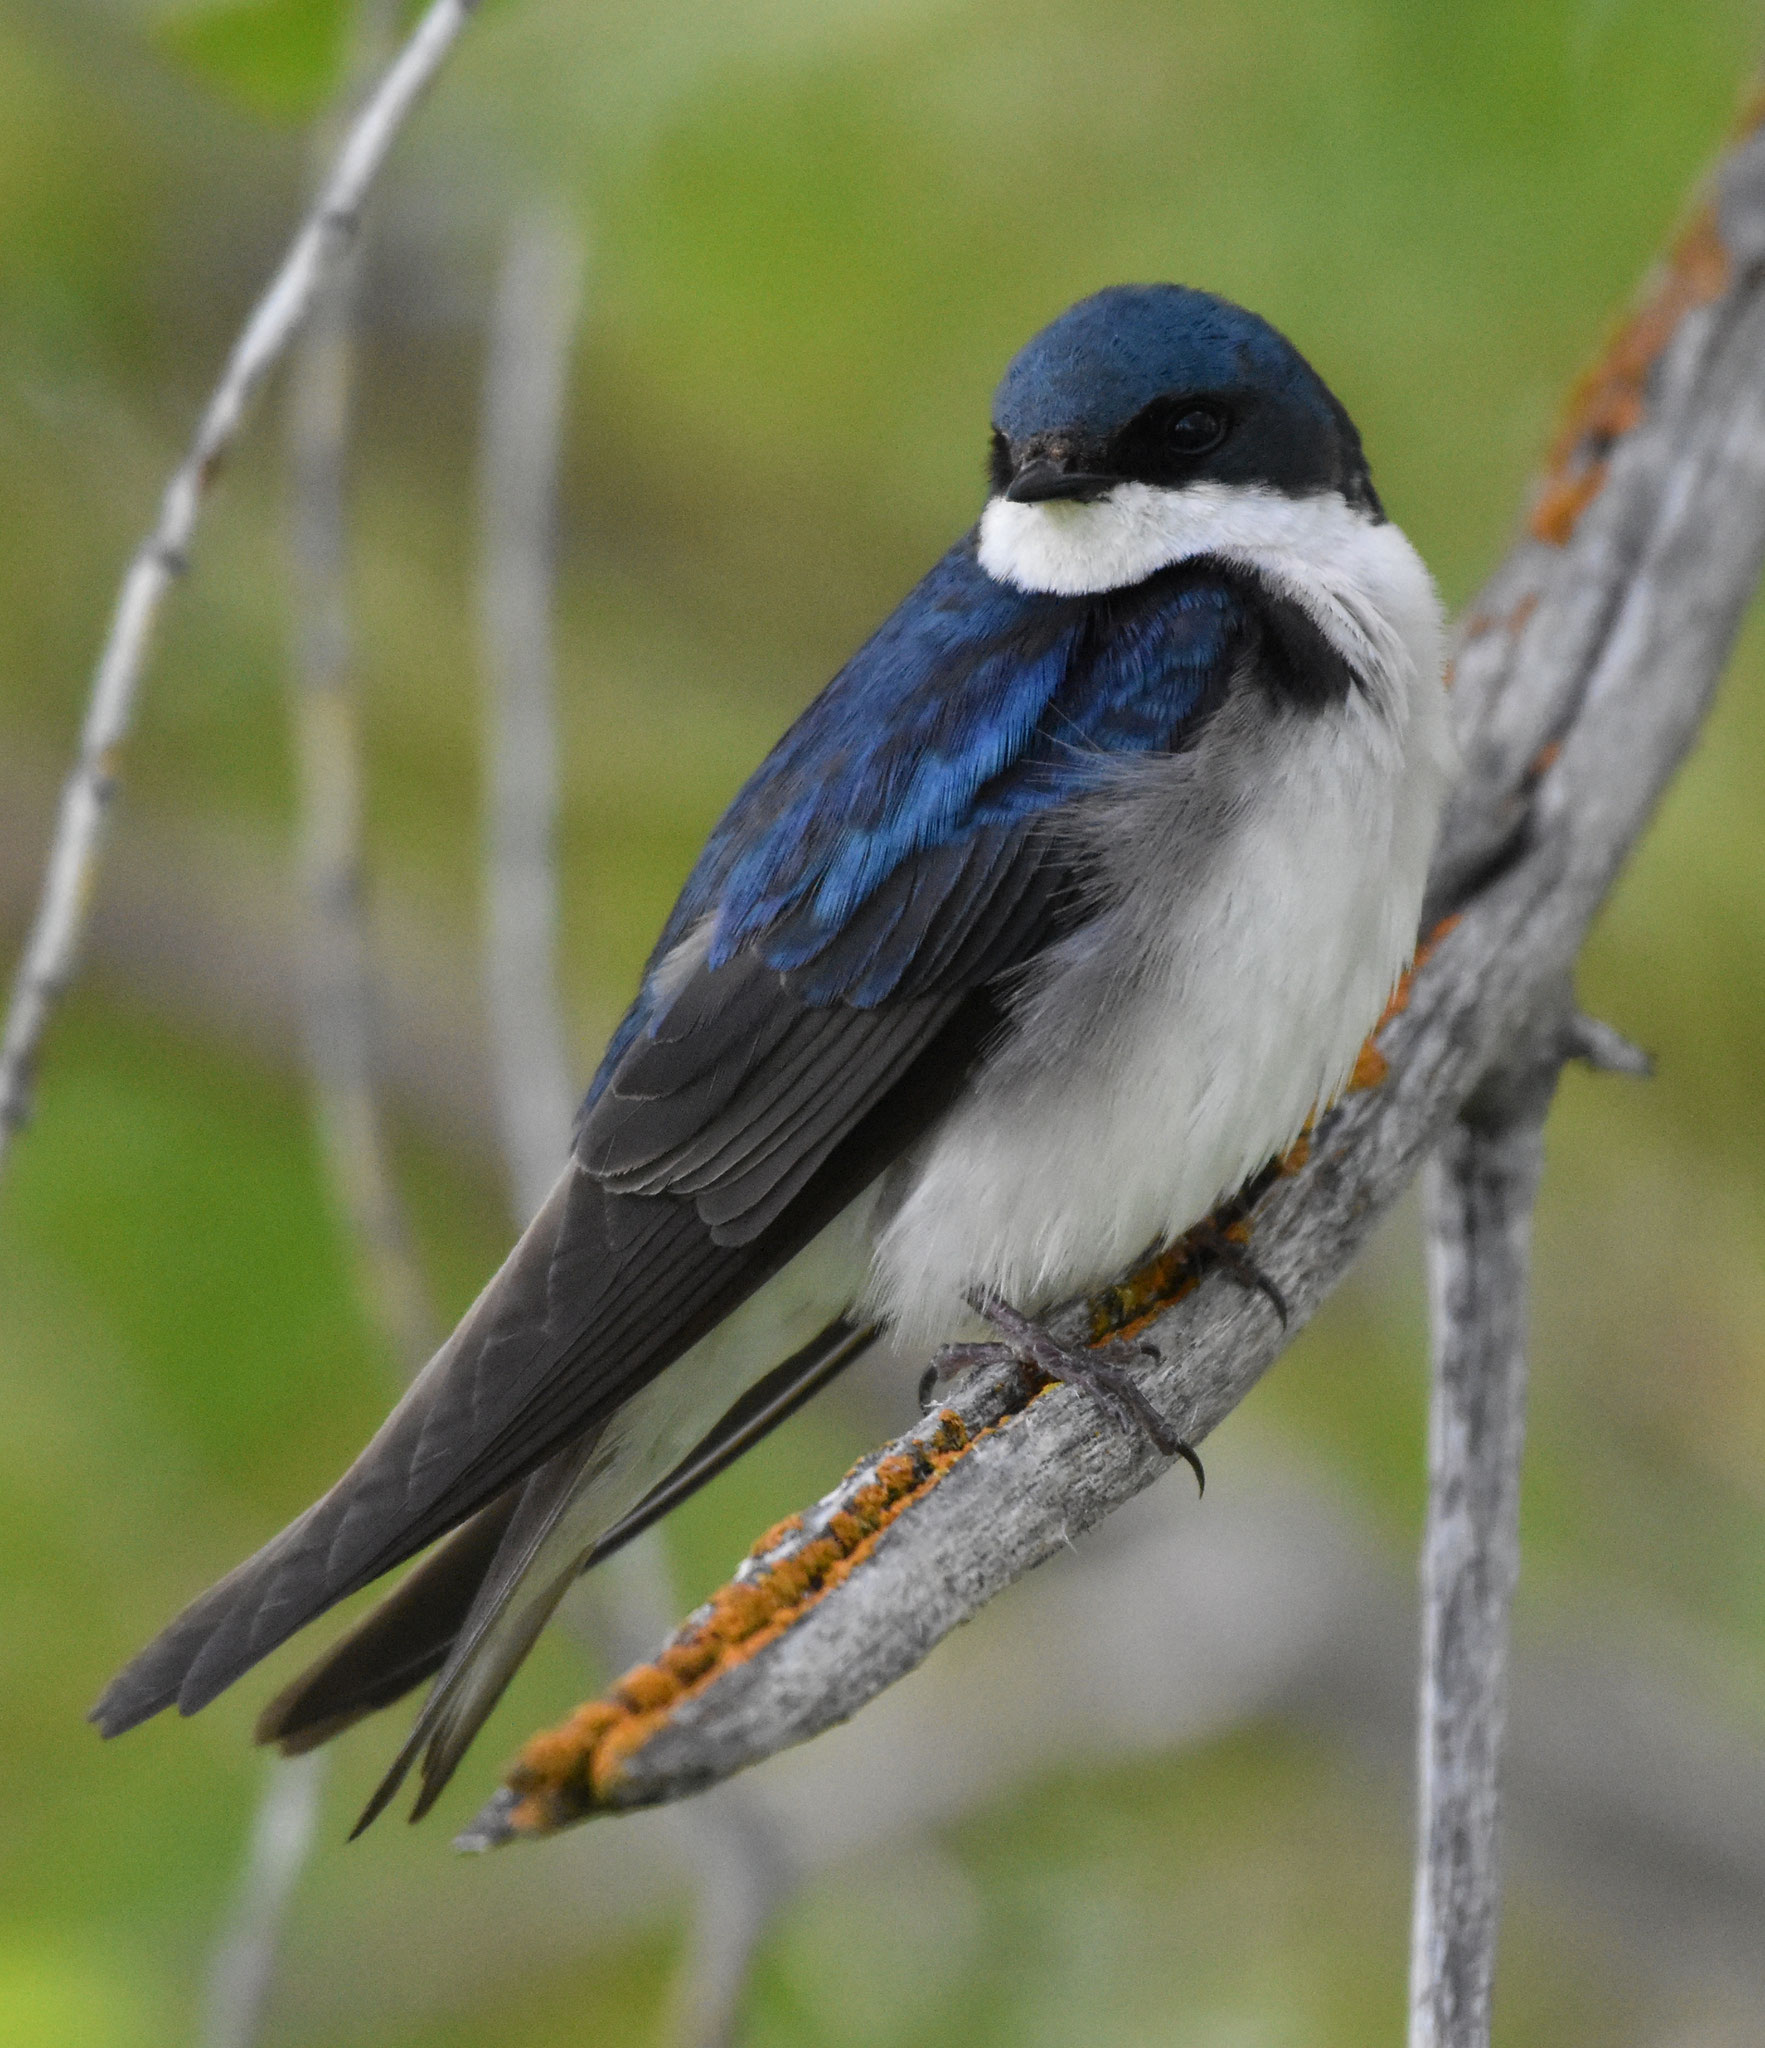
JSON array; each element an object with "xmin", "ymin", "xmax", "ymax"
[
  {"xmin": 582, "ymin": 1315, "xmax": 879, "ymax": 1571},
  {"xmin": 354, "ymin": 1435, "xmax": 605, "ymax": 1837},
  {"xmin": 254, "ymin": 1491, "xmax": 521, "ymax": 1756},
  {"xmin": 87, "ymin": 1168, "xmax": 725, "ymax": 1740},
  {"xmin": 355, "ymin": 1314, "xmax": 881, "ymax": 1833}
]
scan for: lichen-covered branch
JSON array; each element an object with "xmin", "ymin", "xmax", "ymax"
[
  {"xmin": 462, "ymin": 100, "xmax": 1765, "ymax": 1848},
  {"xmin": 0, "ymin": 0, "xmax": 480, "ymax": 1178}
]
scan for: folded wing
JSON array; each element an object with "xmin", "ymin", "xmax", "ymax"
[{"xmin": 92, "ymin": 543, "xmax": 1251, "ymax": 1795}]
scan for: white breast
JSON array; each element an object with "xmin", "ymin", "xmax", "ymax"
[{"xmin": 865, "ymin": 482, "xmax": 1453, "ymax": 1352}]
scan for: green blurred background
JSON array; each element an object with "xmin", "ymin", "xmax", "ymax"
[{"xmin": 3, "ymin": 1, "xmax": 1764, "ymax": 2043}]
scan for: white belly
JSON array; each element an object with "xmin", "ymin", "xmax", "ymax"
[{"xmin": 865, "ymin": 641, "xmax": 1452, "ymax": 1353}]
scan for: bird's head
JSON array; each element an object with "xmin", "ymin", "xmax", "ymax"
[{"xmin": 980, "ymin": 284, "xmax": 1382, "ymax": 596}]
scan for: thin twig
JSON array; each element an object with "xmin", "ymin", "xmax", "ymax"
[
  {"xmin": 661, "ymin": 1793, "xmax": 796, "ymax": 2048},
  {"xmin": 198, "ymin": 1753, "xmax": 327, "ymax": 2048},
  {"xmin": 477, "ymin": 210, "xmax": 583, "ymax": 1219},
  {"xmin": 200, "ymin": 12, "xmax": 435, "ymax": 2043},
  {"xmin": 1407, "ymin": 1006, "xmax": 1560, "ymax": 2048},
  {"xmin": 0, "ymin": 0, "xmax": 480, "ymax": 1178},
  {"xmin": 1408, "ymin": 981, "xmax": 1655, "ymax": 2042},
  {"xmin": 590, "ymin": 1546, "xmax": 797, "ymax": 2048},
  {"xmin": 475, "ymin": 212, "xmax": 791, "ymax": 2046},
  {"xmin": 460, "ymin": 96, "xmax": 1765, "ymax": 1846},
  {"xmin": 286, "ymin": 130, "xmax": 436, "ymax": 1380}
]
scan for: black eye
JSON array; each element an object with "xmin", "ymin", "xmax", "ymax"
[{"xmin": 1164, "ymin": 404, "xmax": 1228, "ymax": 457}]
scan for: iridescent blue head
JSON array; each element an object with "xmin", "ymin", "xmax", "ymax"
[{"xmin": 988, "ymin": 283, "xmax": 1380, "ymax": 515}]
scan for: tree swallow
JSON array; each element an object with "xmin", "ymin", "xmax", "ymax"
[{"xmin": 93, "ymin": 283, "xmax": 1454, "ymax": 1826}]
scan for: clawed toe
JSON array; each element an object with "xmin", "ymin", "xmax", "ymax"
[
  {"xmin": 921, "ymin": 1338, "xmax": 1022, "ymax": 1413},
  {"xmin": 1189, "ymin": 1221, "xmax": 1289, "ymax": 1326},
  {"xmin": 958, "ymin": 1289, "xmax": 1204, "ymax": 1493}
]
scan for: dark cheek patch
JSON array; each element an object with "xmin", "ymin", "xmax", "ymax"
[{"xmin": 1254, "ymin": 587, "xmax": 1359, "ymax": 708}]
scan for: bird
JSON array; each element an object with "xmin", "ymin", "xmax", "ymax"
[{"xmin": 92, "ymin": 282, "xmax": 1454, "ymax": 1830}]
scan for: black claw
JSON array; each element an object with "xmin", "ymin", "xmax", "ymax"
[
  {"xmin": 916, "ymin": 1364, "xmax": 941, "ymax": 1414},
  {"xmin": 1191, "ymin": 1222, "xmax": 1289, "ymax": 1327},
  {"xmin": 1174, "ymin": 1440, "xmax": 1206, "ymax": 1497},
  {"xmin": 1247, "ymin": 1269, "xmax": 1289, "ymax": 1327}
]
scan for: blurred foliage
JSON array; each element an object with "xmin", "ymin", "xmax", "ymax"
[
  {"xmin": 1, "ymin": 0, "xmax": 1763, "ymax": 2043},
  {"xmin": 152, "ymin": 0, "xmax": 354, "ymax": 122}
]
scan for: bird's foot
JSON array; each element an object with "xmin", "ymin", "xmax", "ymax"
[
  {"xmin": 1184, "ymin": 1218, "xmax": 1289, "ymax": 1326},
  {"xmin": 924, "ymin": 1290, "xmax": 1203, "ymax": 1493}
]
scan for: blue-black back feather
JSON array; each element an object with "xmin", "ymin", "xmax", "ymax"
[{"xmin": 586, "ymin": 535, "xmax": 1247, "ymax": 1113}]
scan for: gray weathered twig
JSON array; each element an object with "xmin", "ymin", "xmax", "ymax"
[
  {"xmin": 199, "ymin": 13, "xmax": 435, "ymax": 2043},
  {"xmin": 462, "ymin": 103, "xmax": 1765, "ymax": 1848},
  {"xmin": 0, "ymin": 0, "xmax": 480, "ymax": 1179},
  {"xmin": 1401, "ymin": 129, "xmax": 1765, "ymax": 2038},
  {"xmin": 475, "ymin": 211, "xmax": 792, "ymax": 2048},
  {"xmin": 285, "ymin": 127, "xmax": 437, "ymax": 1383},
  {"xmin": 198, "ymin": 1753, "xmax": 327, "ymax": 2048},
  {"xmin": 477, "ymin": 211, "xmax": 583, "ymax": 1219},
  {"xmin": 1407, "ymin": 1006, "xmax": 1556, "ymax": 2048}
]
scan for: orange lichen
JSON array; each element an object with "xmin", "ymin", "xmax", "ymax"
[
  {"xmin": 658, "ymin": 1637, "xmax": 719, "ymax": 1687},
  {"xmin": 1530, "ymin": 203, "xmax": 1729, "ymax": 546},
  {"xmin": 496, "ymin": 1395, "xmax": 1029, "ymax": 1834},
  {"xmin": 1349, "ymin": 1040, "xmax": 1390, "ymax": 1092},
  {"xmin": 872, "ymin": 1452, "xmax": 920, "ymax": 1494},
  {"xmin": 1336, "ymin": 911, "xmax": 1460, "ymax": 1095},
  {"xmin": 747, "ymin": 1514, "xmax": 802, "ymax": 1559},
  {"xmin": 1085, "ymin": 1237, "xmax": 1205, "ymax": 1344},
  {"xmin": 1460, "ymin": 588, "xmax": 1538, "ymax": 659},
  {"xmin": 1085, "ymin": 1208, "xmax": 1266, "ymax": 1345},
  {"xmin": 613, "ymin": 1663, "xmax": 677, "ymax": 1715},
  {"xmin": 513, "ymin": 1700, "xmax": 620, "ymax": 1789}
]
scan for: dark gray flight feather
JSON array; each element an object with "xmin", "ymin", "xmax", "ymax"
[
  {"xmin": 90, "ymin": 838, "xmax": 1055, "ymax": 1755},
  {"xmin": 255, "ymin": 1317, "xmax": 877, "ymax": 1773}
]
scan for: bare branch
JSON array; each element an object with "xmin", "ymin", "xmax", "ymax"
[
  {"xmin": 1407, "ymin": 977, "xmax": 1656, "ymax": 2045},
  {"xmin": 199, "ymin": 1753, "xmax": 327, "ymax": 2048},
  {"xmin": 1562, "ymin": 1008, "xmax": 1653, "ymax": 1078},
  {"xmin": 660, "ymin": 1792, "xmax": 796, "ymax": 2048},
  {"xmin": 0, "ymin": 0, "xmax": 480, "ymax": 1177},
  {"xmin": 477, "ymin": 211, "xmax": 584, "ymax": 1217},
  {"xmin": 1400, "ymin": 141, "xmax": 1765, "ymax": 2033},
  {"xmin": 460, "ymin": 100, "xmax": 1765, "ymax": 1846},
  {"xmin": 474, "ymin": 211, "xmax": 793, "ymax": 2047},
  {"xmin": 200, "ymin": 13, "xmax": 435, "ymax": 2042},
  {"xmin": 286, "ymin": 155, "xmax": 437, "ymax": 1380},
  {"xmin": 1406, "ymin": 1006, "xmax": 1557, "ymax": 2048}
]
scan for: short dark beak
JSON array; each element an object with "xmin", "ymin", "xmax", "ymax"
[{"xmin": 1004, "ymin": 458, "xmax": 1122, "ymax": 505}]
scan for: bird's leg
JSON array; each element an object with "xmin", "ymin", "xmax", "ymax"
[{"xmin": 925, "ymin": 1290, "xmax": 1204, "ymax": 1493}]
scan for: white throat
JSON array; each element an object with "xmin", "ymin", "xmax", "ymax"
[{"xmin": 978, "ymin": 479, "xmax": 1440, "ymax": 729}]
